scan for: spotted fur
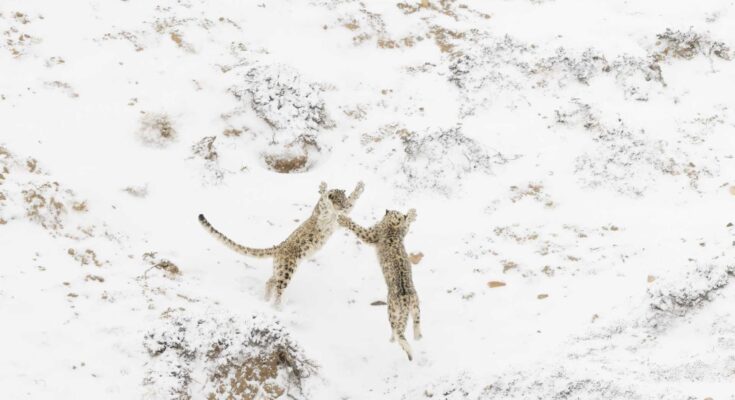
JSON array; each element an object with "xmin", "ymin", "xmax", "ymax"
[
  {"xmin": 199, "ymin": 181, "xmax": 364, "ymax": 306},
  {"xmin": 338, "ymin": 208, "xmax": 421, "ymax": 361}
]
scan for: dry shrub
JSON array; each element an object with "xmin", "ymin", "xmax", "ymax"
[
  {"xmin": 263, "ymin": 153, "xmax": 308, "ymax": 174},
  {"xmin": 100, "ymin": 30, "xmax": 145, "ymax": 52},
  {"xmin": 22, "ymin": 182, "xmax": 71, "ymax": 230},
  {"xmin": 222, "ymin": 128, "xmax": 242, "ymax": 137},
  {"xmin": 142, "ymin": 252, "xmax": 181, "ymax": 278},
  {"xmin": 509, "ymin": 183, "xmax": 555, "ymax": 208},
  {"xmin": 397, "ymin": 126, "xmax": 512, "ymax": 195},
  {"xmin": 67, "ymin": 248, "xmax": 104, "ymax": 267},
  {"xmin": 72, "ymin": 201, "xmax": 88, "ymax": 212},
  {"xmin": 648, "ymin": 264, "xmax": 734, "ymax": 321},
  {"xmin": 85, "ymin": 274, "xmax": 105, "ymax": 283},
  {"xmin": 192, "ymin": 136, "xmax": 218, "ymax": 161},
  {"xmin": 1, "ymin": 146, "xmax": 83, "ymax": 232},
  {"xmin": 502, "ymin": 260, "xmax": 518, "ymax": 273},
  {"xmin": 429, "ymin": 25, "xmax": 464, "ymax": 53},
  {"xmin": 138, "ymin": 113, "xmax": 177, "ymax": 147},
  {"xmin": 653, "ymin": 29, "xmax": 732, "ymax": 62},
  {"xmin": 143, "ymin": 313, "xmax": 317, "ymax": 400},
  {"xmin": 154, "ymin": 260, "xmax": 180, "ymax": 277},
  {"xmin": 243, "ymin": 65, "xmax": 333, "ymax": 134}
]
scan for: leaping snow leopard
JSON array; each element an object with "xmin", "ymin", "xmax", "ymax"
[
  {"xmin": 199, "ymin": 181, "xmax": 364, "ymax": 306},
  {"xmin": 338, "ymin": 208, "xmax": 421, "ymax": 361}
]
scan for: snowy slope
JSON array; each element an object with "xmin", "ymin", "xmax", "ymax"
[{"xmin": 2, "ymin": 0, "xmax": 735, "ymax": 399}]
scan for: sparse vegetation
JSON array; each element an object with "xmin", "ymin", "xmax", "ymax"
[
  {"xmin": 22, "ymin": 182, "xmax": 71, "ymax": 231},
  {"xmin": 143, "ymin": 252, "xmax": 181, "ymax": 278},
  {"xmin": 509, "ymin": 183, "xmax": 555, "ymax": 208},
  {"xmin": 143, "ymin": 313, "xmax": 317, "ymax": 400},
  {"xmin": 395, "ymin": 126, "xmax": 516, "ymax": 195},
  {"xmin": 192, "ymin": 136, "xmax": 218, "ymax": 161},
  {"xmin": 653, "ymin": 28, "xmax": 732, "ymax": 61},
  {"xmin": 67, "ymin": 248, "xmax": 104, "ymax": 267},
  {"xmin": 138, "ymin": 113, "xmax": 177, "ymax": 147},
  {"xmin": 648, "ymin": 263, "xmax": 734, "ymax": 323},
  {"xmin": 243, "ymin": 64, "xmax": 333, "ymax": 135}
]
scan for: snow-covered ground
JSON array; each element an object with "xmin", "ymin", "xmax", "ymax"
[{"xmin": 2, "ymin": 0, "xmax": 735, "ymax": 398}]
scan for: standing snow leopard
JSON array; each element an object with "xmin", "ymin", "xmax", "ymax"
[
  {"xmin": 199, "ymin": 181, "xmax": 364, "ymax": 306},
  {"xmin": 338, "ymin": 208, "xmax": 421, "ymax": 361}
]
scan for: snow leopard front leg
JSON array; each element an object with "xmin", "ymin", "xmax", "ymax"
[
  {"xmin": 338, "ymin": 215, "xmax": 378, "ymax": 244},
  {"xmin": 406, "ymin": 208, "xmax": 416, "ymax": 225},
  {"xmin": 343, "ymin": 181, "xmax": 365, "ymax": 213}
]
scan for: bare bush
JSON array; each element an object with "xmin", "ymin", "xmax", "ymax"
[
  {"xmin": 648, "ymin": 263, "xmax": 734, "ymax": 322},
  {"xmin": 398, "ymin": 126, "xmax": 515, "ymax": 195},
  {"xmin": 143, "ymin": 312, "xmax": 316, "ymax": 400},
  {"xmin": 242, "ymin": 64, "xmax": 333, "ymax": 137},
  {"xmin": 653, "ymin": 28, "xmax": 732, "ymax": 61}
]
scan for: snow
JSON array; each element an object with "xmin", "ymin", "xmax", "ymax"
[{"xmin": 2, "ymin": 0, "xmax": 735, "ymax": 399}]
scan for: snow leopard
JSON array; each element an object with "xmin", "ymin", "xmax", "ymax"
[
  {"xmin": 199, "ymin": 181, "xmax": 364, "ymax": 306},
  {"xmin": 338, "ymin": 208, "xmax": 421, "ymax": 360}
]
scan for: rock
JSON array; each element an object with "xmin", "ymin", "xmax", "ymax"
[
  {"xmin": 537, "ymin": 294, "xmax": 549, "ymax": 299},
  {"xmin": 409, "ymin": 252, "xmax": 424, "ymax": 265},
  {"xmin": 488, "ymin": 281, "xmax": 506, "ymax": 288}
]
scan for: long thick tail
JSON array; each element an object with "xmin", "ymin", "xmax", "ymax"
[
  {"xmin": 389, "ymin": 297, "xmax": 414, "ymax": 361},
  {"xmin": 198, "ymin": 214, "xmax": 278, "ymax": 258}
]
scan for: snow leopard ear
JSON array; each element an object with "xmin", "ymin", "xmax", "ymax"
[
  {"xmin": 319, "ymin": 181, "xmax": 327, "ymax": 194},
  {"xmin": 385, "ymin": 209, "xmax": 389, "ymax": 215}
]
